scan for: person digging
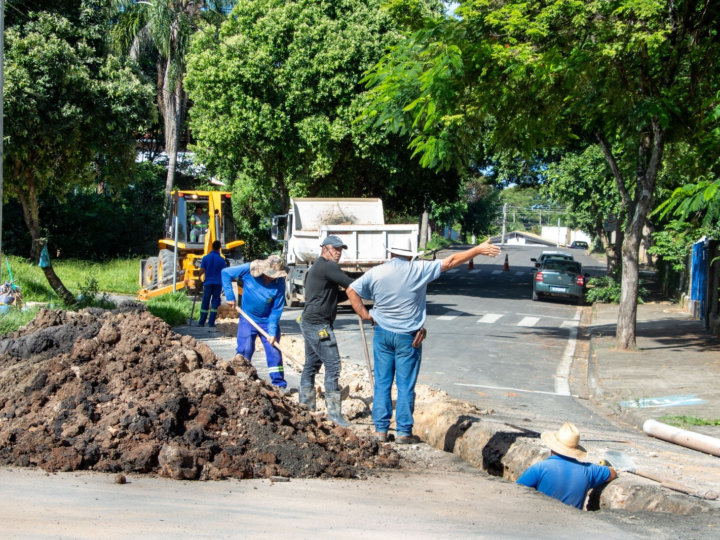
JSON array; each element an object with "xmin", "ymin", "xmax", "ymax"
[
  {"xmin": 221, "ymin": 255, "xmax": 288, "ymax": 389},
  {"xmin": 299, "ymin": 236, "xmax": 356, "ymax": 427},
  {"xmin": 516, "ymin": 422, "xmax": 617, "ymax": 509},
  {"xmin": 347, "ymin": 238, "xmax": 500, "ymax": 444}
]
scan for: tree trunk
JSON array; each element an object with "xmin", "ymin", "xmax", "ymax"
[
  {"xmin": 16, "ymin": 175, "xmax": 76, "ymax": 306},
  {"xmin": 419, "ymin": 209, "xmax": 429, "ymax": 250},
  {"xmin": 606, "ymin": 225, "xmax": 623, "ymax": 276},
  {"xmin": 595, "ymin": 120, "xmax": 665, "ymax": 351},
  {"xmin": 163, "ymin": 61, "xmax": 185, "ymax": 197}
]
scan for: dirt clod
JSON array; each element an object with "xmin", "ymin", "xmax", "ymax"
[
  {"xmin": 0, "ymin": 307, "xmax": 398, "ymax": 480},
  {"xmin": 114, "ymin": 473, "xmax": 126, "ymax": 484}
]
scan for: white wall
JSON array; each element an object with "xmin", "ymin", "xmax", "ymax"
[{"xmin": 540, "ymin": 227, "xmax": 592, "ymax": 246}]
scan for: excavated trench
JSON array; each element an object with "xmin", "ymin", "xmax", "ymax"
[{"xmin": 0, "ymin": 304, "xmax": 399, "ymax": 480}]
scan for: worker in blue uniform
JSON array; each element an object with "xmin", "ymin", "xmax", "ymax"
[
  {"xmin": 221, "ymin": 255, "xmax": 288, "ymax": 388},
  {"xmin": 198, "ymin": 240, "xmax": 226, "ymax": 327}
]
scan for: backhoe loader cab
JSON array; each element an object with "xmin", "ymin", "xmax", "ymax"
[{"xmin": 138, "ymin": 190, "xmax": 244, "ymax": 300}]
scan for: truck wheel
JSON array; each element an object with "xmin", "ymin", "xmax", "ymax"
[
  {"xmin": 286, "ymin": 279, "xmax": 300, "ymax": 308},
  {"xmin": 158, "ymin": 249, "xmax": 175, "ymax": 283},
  {"xmin": 143, "ymin": 257, "xmax": 159, "ymax": 287}
]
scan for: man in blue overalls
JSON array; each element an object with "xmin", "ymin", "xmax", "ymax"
[
  {"xmin": 198, "ymin": 240, "xmax": 226, "ymax": 327},
  {"xmin": 221, "ymin": 255, "xmax": 287, "ymax": 388}
]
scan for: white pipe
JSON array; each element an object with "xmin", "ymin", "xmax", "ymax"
[{"xmin": 643, "ymin": 419, "xmax": 720, "ymax": 457}]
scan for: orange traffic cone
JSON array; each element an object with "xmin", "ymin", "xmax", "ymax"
[
  {"xmin": 503, "ymin": 254, "xmax": 510, "ymax": 271},
  {"xmin": 468, "ymin": 259, "xmax": 475, "ymax": 270}
]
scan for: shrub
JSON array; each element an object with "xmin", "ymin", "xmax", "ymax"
[{"xmin": 586, "ymin": 275, "xmax": 648, "ymax": 304}]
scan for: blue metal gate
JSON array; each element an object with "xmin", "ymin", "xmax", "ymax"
[{"xmin": 691, "ymin": 241, "xmax": 708, "ymax": 319}]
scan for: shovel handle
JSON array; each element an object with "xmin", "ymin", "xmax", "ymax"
[{"xmin": 236, "ymin": 307, "xmax": 303, "ymax": 366}]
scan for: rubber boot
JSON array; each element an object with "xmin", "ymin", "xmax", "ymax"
[
  {"xmin": 325, "ymin": 391, "xmax": 350, "ymax": 427},
  {"xmin": 299, "ymin": 385, "xmax": 316, "ymax": 411}
]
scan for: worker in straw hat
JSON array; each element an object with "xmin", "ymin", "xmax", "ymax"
[
  {"xmin": 347, "ymin": 237, "xmax": 500, "ymax": 444},
  {"xmin": 221, "ymin": 255, "xmax": 289, "ymax": 388},
  {"xmin": 516, "ymin": 422, "xmax": 617, "ymax": 509}
]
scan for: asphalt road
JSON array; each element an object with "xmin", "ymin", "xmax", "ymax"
[{"xmin": 276, "ymin": 244, "xmax": 610, "ymax": 431}]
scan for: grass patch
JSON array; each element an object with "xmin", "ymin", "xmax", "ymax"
[
  {"xmin": 660, "ymin": 415, "xmax": 720, "ymax": 429},
  {"xmin": 147, "ymin": 292, "xmax": 201, "ymax": 327},
  {"xmin": 426, "ymin": 234, "xmax": 458, "ymax": 252},
  {"xmin": 0, "ymin": 307, "xmax": 40, "ymax": 336},
  {"xmin": 3, "ymin": 256, "xmax": 140, "ymax": 302}
]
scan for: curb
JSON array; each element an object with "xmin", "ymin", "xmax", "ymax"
[{"xmin": 412, "ymin": 336, "xmax": 716, "ymax": 515}]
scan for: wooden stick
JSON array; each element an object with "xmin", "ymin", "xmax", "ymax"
[
  {"xmin": 358, "ymin": 315, "xmax": 374, "ymax": 388},
  {"xmin": 236, "ymin": 307, "xmax": 303, "ymax": 366}
]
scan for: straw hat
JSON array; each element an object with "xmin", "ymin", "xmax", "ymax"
[
  {"xmin": 541, "ymin": 423, "xmax": 587, "ymax": 460},
  {"xmin": 386, "ymin": 238, "xmax": 425, "ymax": 260},
  {"xmin": 249, "ymin": 255, "xmax": 288, "ymax": 279}
]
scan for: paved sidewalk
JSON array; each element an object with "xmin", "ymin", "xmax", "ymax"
[{"xmin": 589, "ymin": 302, "xmax": 720, "ymax": 437}]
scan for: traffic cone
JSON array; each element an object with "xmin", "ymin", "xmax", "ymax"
[
  {"xmin": 432, "ymin": 252, "xmax": 436, "ymax": 261},
  {"xmin": 468, "ymin": 259, "xmax": 474, "ymax": 270},
  {"xmin": 503, "ymin": 254, "xmax": 510, "ymax": 271}
]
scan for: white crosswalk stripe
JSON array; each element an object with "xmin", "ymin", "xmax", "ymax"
[
  {"xmin": 447, "ymin": 269, "xmax": 459, "ymax": 274},
  {"xmin": 517, "ymin": 316, "xmax": 540, "ymax": 327},
  {"xmin": 478, "ymin": 313, "xmax": 503, "ymax": 324},
  {"xmin": 470, "ymin": 269, "xmax": 480, "ymax": 274},
  {"xmin": 515, "ymin": 271, "xmax": 525, "ymax": 276},
  {"xmin": 437, "ymin": 311, "xmax": 462, "ymax": 320},
  {"xmin": 561, "ymin": 320, "xmax": 579, "ymax": 329},
  {"xmin": 492, "ymin": 270, "xmax": 502, "ymax": 275}
]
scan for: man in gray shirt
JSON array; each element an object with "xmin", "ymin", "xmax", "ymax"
[
  {"xmin": 300, "ymin": 236, "xmax": 354, "ymax": 426},
  {"xmin": 348, "ymin": 238, "xmax": 500, "ymax": 443}
]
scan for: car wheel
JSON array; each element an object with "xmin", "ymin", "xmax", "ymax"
[
  {"xmin": 577, "ymin": 293, "xmax": 585, "ymax": 306},
  {"xmin": 532, "ymin": 290, "xmax": 540, "ymax": 302}
]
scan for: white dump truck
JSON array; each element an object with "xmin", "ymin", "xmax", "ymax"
[{"xmin": 272, "ymin": 198, "xmax": 419, "ymax": 306}]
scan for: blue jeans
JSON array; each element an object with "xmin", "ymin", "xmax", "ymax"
[
  {"xmin": 372, "ymin": 325, "xmax": 422, "ymax": 437},
  {"xmin": 198, "ymin": 284, "xmax": 222, "ymax": 326},
  {"xmin": 300, "ymin": 322, "xmax": 341, "ymax": 391},
  {"xmin": 236, "ymin": 317, "xmax": 286, "ymax": 387}
]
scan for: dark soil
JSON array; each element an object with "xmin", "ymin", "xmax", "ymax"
[{"xmin": 0, "ymin": 303, "xmax": 398, "ymax": 480}]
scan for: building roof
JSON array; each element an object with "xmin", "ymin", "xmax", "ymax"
[{"xmin": 490, "ymin": 230, "xmax": 565, "ymax": 247}]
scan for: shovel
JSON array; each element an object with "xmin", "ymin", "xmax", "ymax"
[
  {"xmin": 187, "ymin": 293, "xmax": 199, "ymax": 326},
  {"xmin": 604, "ymin": 450, "xmax": 718, "ymax": 500}
]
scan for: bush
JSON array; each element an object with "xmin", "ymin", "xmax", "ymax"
[
  {"xmin": 586, "ymin": 275, "xmax": 648, "ymax": 304},
  {"xmin": 426, "ymin": 233, "xmax": 456, "ymax": 251}
]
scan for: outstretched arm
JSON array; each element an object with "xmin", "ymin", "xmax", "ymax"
[{"xmin": 441, "ymin": 240, "xmax": 501, "ymax": 272}]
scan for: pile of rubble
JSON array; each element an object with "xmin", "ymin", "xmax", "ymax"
[{"xmin": 0, "ymin": 304, "xmax": 399, "ymax": 480}]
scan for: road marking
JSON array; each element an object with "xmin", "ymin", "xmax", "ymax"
[
  {"xmin": 561, "ymin": 320, "xmax": 579, "ymax": 328},
  {"xmin": 481, "ymin": 339, "xmax": 565, "ymax": 349},
  {"xmin": 515, "ymin": 271, "xmax": 525, "ymax": 276},
  {"xmin": 455, "ymin": 383, "xmax": 576, "ymax": 397},
  {"xmin": 447, "ymin": 269, "xmax": 459, "ymax": 273},
  {"xmin": 517, "ymin": 313, "xmax": 568, "ymax": 320},
  {"xmin": 554, "ymin": 307, "xmax": 581, "ymax": 396},
  {"xmin": 619, "ymin": 395, "xmax": 707, "ymax": 409},
  {"xmin": 478, "ymin": 314, "xmax": 503, "ymax": 324},
  {"xmin": 517, "ymin": 317, "xmax": 540, "ymax": 327},
  {"xmin": 470, "ymin": 269, "xmax": 481, "ymax": 274},
  {"xmin": 492, "ymin": 270, "xmax": 502, "ymax": 275},
  {"xmin": 437, "ymin": 310, "xmax": 462, "ymax": 320}
]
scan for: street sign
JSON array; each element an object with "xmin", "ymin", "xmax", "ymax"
[{"xmin": 603, "ymin": 213, "xmax": 617, "ymax": 232}]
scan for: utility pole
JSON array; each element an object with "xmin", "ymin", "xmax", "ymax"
[
  {"xmin": 501, "ymin": 203, "xmax": 507, "ymax": 245},
  {"xmin": 0, "ymin": 0, "xmax": 5, "ymax": 282}
]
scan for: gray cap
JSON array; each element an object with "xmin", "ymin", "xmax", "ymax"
[{"xmin": 321, "ymin": 235, "xmax": 348, "ymax": 249}]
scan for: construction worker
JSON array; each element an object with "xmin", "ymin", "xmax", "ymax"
[
  {"xmin": 221, "ymin": 255, "xmax": 288, "ymax": 388},
  {"xmin": 197, "ymin": 240, "xmax": 226, "ymax": 327},
  {"xmin": 347, "ymin": 238, "xmax": 500, "ymax": 443},
  {"xmin": 516, "ymin": 423, "xmax": 617, "ymax": 509},
  {"xmin": 299, "ymin": 236, "xmax": 354, "ymax": 426},
  {"xmin": 189, "ymin": 206, "xmax": 209, "ymax": 243}
]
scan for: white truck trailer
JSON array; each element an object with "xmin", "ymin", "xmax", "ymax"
[{"xmin": 272, "ymin": 198, "xmax": 419, "ymax": 306}]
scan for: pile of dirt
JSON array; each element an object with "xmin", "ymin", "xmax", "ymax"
[{"xmin": 0, "ymin": 304, "xmax": 399, "ymax": 480}]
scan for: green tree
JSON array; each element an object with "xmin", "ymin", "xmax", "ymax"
[
  {"xmin": 4, "ymin": 2, "xmax": 155, "ymax": 303},
  {"xmin": 111, "ymin": 0, "xmax": 234, "ymax": 196},
  {"xmin": 184, "ymin": 0, "xmax": 460, "ymax": 254},
  {"xmin": 544, "ymin": 146, "xmax": 623, "ymax": 272},
  {"xmin": 363, "ymin": 0, "xmax": 720, "ymax": 350}
]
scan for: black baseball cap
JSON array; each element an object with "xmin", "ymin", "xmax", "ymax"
[{"xmin": 321, "ymin": 235, "xmax": 348, "ymax": 249}]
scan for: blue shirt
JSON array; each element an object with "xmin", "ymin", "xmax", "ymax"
[
  {"xmin": 349, "ymin": 259, "xmax": 443, "ymax": 333},
  {"xmin": 221, "ymin": 263, "xmax": 285, "ymax": 336},
  {"xmin": 200, "ymin": 251, "xmax": 226, "ymax": 285},
  {"xmin": 516, "ymin": 454, "xmax": 611, "ymax": 509}
]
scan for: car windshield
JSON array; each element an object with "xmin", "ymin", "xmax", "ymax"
[
  {"xmin": 542, "ymin": 254, "xmax": 572, "ymax": 261},
  {"xmin": 543, "ymin": 260, "xmax": 582, "ymax": 273}
]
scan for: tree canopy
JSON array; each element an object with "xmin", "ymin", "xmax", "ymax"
[{"xmin": 184, "ymin": 0, "xmax": 464, "ymax": 253}]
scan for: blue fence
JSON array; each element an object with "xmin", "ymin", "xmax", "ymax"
[{"xmin": 691, "ymin": 241, "xmax": 708, "ymax": 319}]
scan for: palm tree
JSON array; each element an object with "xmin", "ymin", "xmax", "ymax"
[{"xmin": 112, "ymin": 1, "xmax": 234, "ymax": 196}]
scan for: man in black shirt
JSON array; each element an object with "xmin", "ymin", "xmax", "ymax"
[{"xmin": 300, "ymin": 235, "xmax": 354, "ymax": 426}]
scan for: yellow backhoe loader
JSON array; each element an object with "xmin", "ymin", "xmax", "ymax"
[{"xmin": 138, "ymin": 190, "xmax": 244, "ymax": 300}]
